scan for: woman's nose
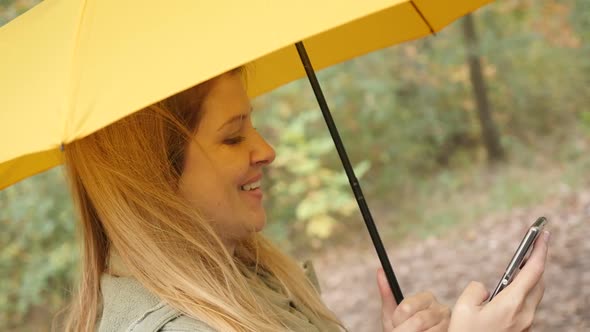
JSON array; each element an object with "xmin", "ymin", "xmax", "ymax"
[{"xmin": 251, "ymin": 131, "xmax": 276, "ymax": 166}]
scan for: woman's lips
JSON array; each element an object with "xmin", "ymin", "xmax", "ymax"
[
  {"xmin": 241, "ymin": 187, "xmax": 263, "ymax": 200},
  {"xmin": 240, "ymin": 174, "xmax": 262, "ymax": 187}
]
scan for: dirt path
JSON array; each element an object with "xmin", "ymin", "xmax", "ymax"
[{"xmin": 315, "ymin": 189, "xmax": 590, "ymax": 331}]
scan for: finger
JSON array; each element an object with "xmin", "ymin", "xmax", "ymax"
[
  {"xmin": 424, "ymin": 317, "xmax": 451, "ymax": 332},
  {"xmin": 393, "ymin": 308, "xmax": 444, "ymax": 332},
  {"xmin": 455, "ymin": 281, "xmax": 489, "ymax": 307},
  {"xmin": 526, "ymin": 277, "xmax": 545, "ymax": 309},
  {"xmin": 377, "ymin": 268, "xmax": 397, "ymax": 330},
  {"xmin": 392, "ymin": 292, "xmax": 435, "ymax": 327},
  {"xmin": 510, "ymin": 230, "xmax": 550, "ymax": 297},
  {"xmin": 521, "ymin": 279, "xmax": 545, "ymax": 327},
  {"xmin": 518, "ymin": 278, "xmax": 545, "ymax": 330}
]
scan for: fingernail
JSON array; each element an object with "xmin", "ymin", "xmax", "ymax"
[{"xmin": 543, "ymin": 230, "xmax": 550, "ymax": 242}]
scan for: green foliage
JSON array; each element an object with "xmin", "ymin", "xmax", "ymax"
[
  {"xmin": 252, "ymin": 0, "xmax": 590, "ymax": 253},
  {"xmin": 255, "ymin": 87, "xmax": 371, "ymax": 246},
  {"xmin": 0, "ymin": 168, "xmax": 77, "ymax": 327},
  {"xmin": 581, "ymin": 111, "xmax": 590, "ymax": 134},
  {"xmin": 0, "ymin": 0, "xmax": 41, "ymax": 26}
]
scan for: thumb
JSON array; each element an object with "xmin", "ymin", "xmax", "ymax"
[
  {"xmin": 457, "ymin": 281, "xmax": 490, "ymax": 307},
  {"xmin": 377, "ymin": 268, "xmax": 398, "ymax": 327}
]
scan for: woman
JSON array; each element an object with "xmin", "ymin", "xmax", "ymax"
[{"xmin": 61, "ymin": 68, "xmax": 549, "ymax": 331}]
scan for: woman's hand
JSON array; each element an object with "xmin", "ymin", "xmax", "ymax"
[
  {"xmin": 449, "ymin": 230, "xmax": 550, "ymax": 332},
  {"xmin": 377, "ymin": 268, "xmax": 451, "ymax": 331}
]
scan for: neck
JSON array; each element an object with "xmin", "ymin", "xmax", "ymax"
[
  {"xmin": 107, "ymin": 237, "xmax": 238, "ymax": 278},
  {"xmin": 107, "ymin": 251, "xmax": 131, "ymax": 277}
]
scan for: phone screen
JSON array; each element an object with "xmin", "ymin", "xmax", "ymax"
[{"xmin": 488, "ymin": 217, "xmax": 547, "ymax": 301}]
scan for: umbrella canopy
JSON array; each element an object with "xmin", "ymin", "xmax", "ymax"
[{"xmin": 0, "ymin": 0, "xmax": 493, "ymax": 190}]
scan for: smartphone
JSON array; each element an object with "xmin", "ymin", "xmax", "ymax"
[{"xmin": 488, "ymin": 216, "xmax": 548, "ymax": 301}]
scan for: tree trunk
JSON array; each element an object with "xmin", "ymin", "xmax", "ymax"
[{"xmin": 462, "ymin": 13, "xmax": 505, "ymax": 162}]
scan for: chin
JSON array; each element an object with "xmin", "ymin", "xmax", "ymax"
[
  {"xmin": 251, "ymin": 218, "xmax": 266, "ymax": 233},
  {"xmin": 229, "ymin": 218, "xmax": 266, "ymax": 239},
  {"xmin": 249, "ymin": 209, "xmax": 267, "ymax": 232}
]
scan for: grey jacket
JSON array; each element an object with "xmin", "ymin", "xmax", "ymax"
[{"xmin": 96, "ymin": 261, "xmax": 341, "ymax": 332}]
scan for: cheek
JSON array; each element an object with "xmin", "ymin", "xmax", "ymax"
[
  {"xmin": 179, "ymin": 140, "xmax": 251, "ymax": 208},
  {"xmin": 180, "ymin": 169, "xmax": 228, "ymax": 218},
  {"xmin": 179, "ymin": 154, "xmax": 240, "ymax": 207},
  {"xmin": 179, "ymin": 148, "xmax": 213, "ymax": 202}
]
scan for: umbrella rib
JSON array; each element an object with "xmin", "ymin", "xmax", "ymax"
[
  {"xmin": 410, "ymin": 1, "xmax": 435, "ymax": 35},
  {"xmin": 64, "ymin": 0, "xmax": 90, "ymax": 144}
]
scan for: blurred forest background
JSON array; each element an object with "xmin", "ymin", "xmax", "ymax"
[{"xmin": 1, "ymin": 0, "xmax": 589, "ymax": 330}]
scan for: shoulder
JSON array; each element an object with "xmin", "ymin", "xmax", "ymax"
[{"xmin": 98, "ymin": 274, "xmax": 215, "ymax": 332}]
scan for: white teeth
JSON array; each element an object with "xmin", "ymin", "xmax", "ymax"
[{"xmin": 241, "ymin": 180, "xmax": 261, "ymax": 191}]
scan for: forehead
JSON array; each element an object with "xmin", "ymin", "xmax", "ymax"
[{"xmin": 200, "ymin": 74, "xmax": 250, "ymax": 123}]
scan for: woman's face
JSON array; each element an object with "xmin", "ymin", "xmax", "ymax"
[{"xmin": 178, "ymin": 74, "xmax": 275, "ymax": 245}]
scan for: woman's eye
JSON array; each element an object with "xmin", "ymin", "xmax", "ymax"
[{"xmin": 223, "ymin": 136, "xmax": 245, "ymax": 145}]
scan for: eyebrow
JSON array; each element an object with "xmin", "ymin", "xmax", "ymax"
[{"xmin": 217, "ymin": 107, "xmax": 253, "ymax": 131}]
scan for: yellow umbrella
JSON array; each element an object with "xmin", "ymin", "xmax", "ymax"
[
  {"xmin": 0, "ymin": 0, "xmax": 493, "ymax": 189},
  {"xmin": 0, "ymin": 0, "xmax": 494, "ymax": 303}
]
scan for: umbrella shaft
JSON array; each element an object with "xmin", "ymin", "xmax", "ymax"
[{"xmin": 295, "ymin": 41, "xmax": 404, "ymax": 304}]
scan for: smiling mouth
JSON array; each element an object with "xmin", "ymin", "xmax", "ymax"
[{"xmin": 240, "ymin": 179, "xmax": 261, "ymax": 191}]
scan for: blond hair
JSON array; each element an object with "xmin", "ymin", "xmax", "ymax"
[{"xmin": 59, "ymin": 69, "xmax": 344, "ymax": 331}]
